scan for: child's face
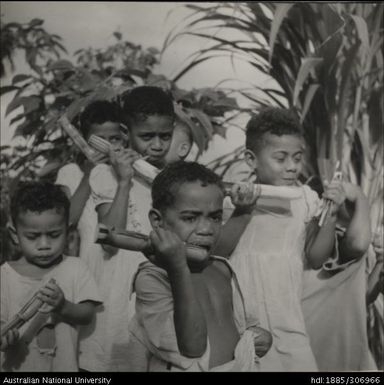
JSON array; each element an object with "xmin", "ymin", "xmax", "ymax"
[
  {"xmin": 161, "ymin": 181, "xmax": 223, "ymax": 254},
  {"xmin": 14, "ymin": 209, "xmax": 67, "ymax": 268},
  {"xmin": 247, "ymin": 133, "xmax": 304, "ymax": 186},
  {"xmin": 129, "ymin": 115, "xmax": 174, "ymax": 168},
  {"xmin": 89, "ymin": 122, "xmax": 126, "ymax": 152},
  {"xmin": 164, "ymin": 124, "xmax": 192, "ymax": 165}
]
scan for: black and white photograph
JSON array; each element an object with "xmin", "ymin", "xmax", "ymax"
[{"xmin": 0, "ymin": 1, "xmax": 383, "ymax": 378}]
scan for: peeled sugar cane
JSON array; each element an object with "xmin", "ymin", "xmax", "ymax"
[
  {"xmin": 1, "ymin": 278, "xmax": 56, "ymax": 337},
  {"xmin": 318, "ymin": 162, "xmax": 343, "ymax": 227},
  {"xmin": 95, "ymin": 223, "xmax": 210, "ymax": 264},
  {"xmin": 222, "ymin": 181, "xmax": 302, "ymax": 201},
  {"xmin": 59, "ymin": 116, "xmax": 96, "ymax": 161},
  {"xmin": 88, "ymin": 134, "xmax": 160, "ymax": 184}
]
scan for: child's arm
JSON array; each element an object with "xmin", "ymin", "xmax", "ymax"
[
  {"xmin": 213, "ymin": 182, "xmax": 257, "ymax": 258},
  {"xmin": 0, "ymin": 329, "xmax": 19, "ymax": 351},
  {"xmin": 338, "ymin": 183, "xmax": 371, "ymax": 263},
  {"xmin": 366, "ymin": 244, "xmax": 384, "ymax": 305},
  {"xmin": 96, "ymin": 149, "xmax": 139, "ymax": 255},
  {"xmin": 148, "ymin": 227, "xmax": 207, "ymax": 358},
  {"xmin": 58, "ymin": 153, "xmax": 107, "ymax": 227},
  {"xmin": 37, "ymin": 280, "xmax": 95, "ymax": 326},
  {"xmin": 306, "ymin": 180, "xmax": 346, "ymax": 269},
  {"xmin": 248, "ymin": 326, "xmax": 273, "ymax": 358}
]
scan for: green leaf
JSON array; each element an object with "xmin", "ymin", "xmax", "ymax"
[
  {"xmin": 300, "ymin": 84, "xmax": 320, "ymax": 123},
  {"xmin": 293, "ymin": 57, "xmax": 323, "ymax": 107},
  {"xmin": 172, "ymin": 54, "xmax": 224, "ymax": 83},
  {"xmin": 47, "ymin": 60, "xmax": 74, "ymax": 72},
  {"xmin": 12, "ymin": 74, "xmax": 32, "ymax": 84},
  {"xmin": 350, "ymin": 15, "xmax": 370, "ymax": 52},
  {"xmin": 0, "ymin": 85, "xmax": 19, "ymax": 96},
  {"xmin": 269, "ymin": 3, "xmax": 295, "ymax": 63},
  {"xmin": 5, "ymin": 96, "xmax": 23, "ymax": 116},
  {"xmin": 23, "ymin": 96, "xmax": 41, "ymax": 114},
  {"xmin": 29, "ymin": 18, "xmax": 44, "ymax": 28},
  {"xmin": 189, "ymin": 108, "xmax": 214, "ymax": 139},
  {"xmin": 10, "ymin": 113, "xmax": 26, "ymax": 126},
  {"xmin": 113, "ymin": 31, "xmax": 122, "ymax": 41}
]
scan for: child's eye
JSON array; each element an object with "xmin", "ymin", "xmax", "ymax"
[
  {"xmin": 211, "ymin": 215, "xmax": 223, "ymax": 223},
  {"xmin": 25, "ymin": 235, "xmax": 38, "ymax": 240},
  {"xmin": 160, "ymin": 134, "xmax": 172, "ymax": 141},
  {"xmin": 182, "ymin": 216, "xmax": 196, "ymax": 223},
  {"xmin": 275, "ymin": 158, "xmax": 285, "ymax": 163},
  {"xmin": 109, "ymin": 136, "xmax": 122, "ymax": 144},
  {"xmin": 49, "ymin": 232, "xmax": 62, "ymax": 239},
  {"xmin": 293, "ymin": 155, "xmax": 302, "ymax": 163},
  {"xmin": 140, "ymin": 135, "xmax": 153, "ymax": 141}
]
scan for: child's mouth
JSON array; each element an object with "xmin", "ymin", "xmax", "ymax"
[{"xmin": 188, "ymin": 243, "xmax": 211, "ymax": 252}]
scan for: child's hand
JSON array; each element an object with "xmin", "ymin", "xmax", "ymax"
[
  {"xmin": 109, "ymin": 148, "xmax": 140, "ymax": 183},
  {"xmin": 342, "ymin": 182, "xmax": 363, "ymax": 203},
  {"xmin": 0, "ymin": 329, "xmax": 19, "ymax": 351},
  {"xmin": 249, "ymin": 326, "xmax": 273, "ymax": 358},
  {"xmin": 148, "ymin": 227, "xmax": 187, "ymax": 272},
  {"xmin": 230, "ymin": 182, "xmax": 259, "ymax": 210},
  {"xmin": 322, "ymin": 180, "xmax": 346, "ymax": 216},
  {"xmin": 82, "ymin": 151, "xmax": 109, "ymax": 175},
  {"xmin": 37, "ymin": 280, "xmax": 65, "ymax": 313}
]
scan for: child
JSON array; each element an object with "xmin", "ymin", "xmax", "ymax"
[
  {"xmin": 127, "ymin": 161, "xmax": 272, "ymax": 371},
  {"xmin": 55, "ymin": 100, "xmax": 124, "ymax": 263},
  {"xmin": 218, "ymin": 107, "xmax": 346, "ymax": 371},
  {"xmin": 82, "ymin": 85, "xmax": 175, "ymax": 371},
  {"xmin": 0, "ymin": 182, "xmax": 101, "ymax": 372},
  {"xmin": 302, "ymin": 182, "xmax": 378, "ymax": 371},
  {"xmin": 164, "ymin": 119, "xmax": 193, "ymax": 164}
]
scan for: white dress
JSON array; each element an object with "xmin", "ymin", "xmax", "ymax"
[
  {"xmin": 228, "ymin": 185, "xmax": 321, "ymax": 371},
  {"xmin": 55, "ymin": 163, "xmax": 103, "ymax": 270},
  {"xmin": 78, "ymin": 163, "xmax": 152, "ymax": 371}
]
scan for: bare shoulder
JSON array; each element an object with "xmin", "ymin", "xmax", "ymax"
[{"xmin": 210, "ymin": 258, "xmax": 233, "ymax": 279}]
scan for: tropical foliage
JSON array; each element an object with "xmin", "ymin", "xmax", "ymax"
[
  {"xmin": 0, "ymin": 18, "xmax": 240, "ymax": 262},
  {"xmin": 164, "ymin": 2, "xmax": 383, "ymax": 231}
]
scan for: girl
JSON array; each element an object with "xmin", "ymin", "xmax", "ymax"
[{"xmin": 217, "ymin": 107, "xmax": 346, "ymax": 371}]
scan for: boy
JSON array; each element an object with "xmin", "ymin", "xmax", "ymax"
[
  {"xmin": 164, "ymin": 118, "xmax": 193, "ymax": 164},
  {"xmin": 0, "ymin": 182, "xmax": 101, "ymax": 372},
  {"xmin": 127, "ymin": 161, "xmax": 272, "ymax": 371},
  {"xmin": 83, "ymin": 86, "xmax": 175, "ymax": 371}
]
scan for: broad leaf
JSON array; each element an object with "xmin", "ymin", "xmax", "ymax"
[
  {"xmin": 269, "ymin": 3, "xmax": 295, "ymax": 63},
  {"xmin": 293, "ymin": 57, "xmax": 323, "ymax": 107},
  {"xmin": 12, "ymin": 74, "xmax": 32, "ymax": 84}
]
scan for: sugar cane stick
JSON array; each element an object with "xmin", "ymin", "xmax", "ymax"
[
  {"xmin": 222, "ymin": 181, "xmax": 302, "ymax": 200},
  {"xmin": 1, "ymin": 278, "xmax": 56, "ymax": 337},
  {"xmin": 318, "ymin": 161, "xmax": 342, "ymax": 227},
  {"xmin": 59, "ymin": 116, "xmax": 96, "ymax": 161},
  {"xmin": 88, "ymin": 134, "xmax": 160, "ymax": 184},
  {"xmin": 95, "ymin": 223, "xmax": 209, "ymax": 264}
]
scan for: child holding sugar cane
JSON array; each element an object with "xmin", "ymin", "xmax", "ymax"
[{"xmin": 216, "ymin": 107, "xmax": 345, "ymax": 371}]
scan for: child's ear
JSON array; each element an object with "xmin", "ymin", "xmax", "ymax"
[
  {"xmin": 149, "ymin": 208, "xmax": 163, "ymax": 229},
  {"xmin": 244, "ymin": 149, "xmax": 258, "ymax": 170},
  {"xmin": 178, "ymin": 142, "xmax": 191, "ymax": 159},
  {"xmin": 7, "ymin": 222, "xmax": 19, "ymax": 245}
]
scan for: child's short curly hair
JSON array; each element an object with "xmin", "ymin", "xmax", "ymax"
[
  {"xmin": 10, "ymin": 181, "xmax": 70, "ymax": 226},
  {"xmin": 122, "ymin": 86, "xmax": 175, "ymax": 124},
  {"xmin": 79, "ymin": 100, "xmax": 123, "ymax": 138},
  {"xmin": 152, "ymin": 161, "xmax": 223, "ymax": 212},
  {"xmin": 245, "ymin": 107, "xmax": 303, "ymax": 153}
]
